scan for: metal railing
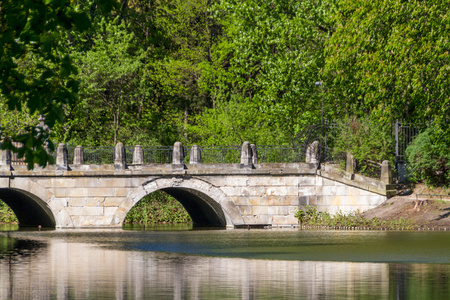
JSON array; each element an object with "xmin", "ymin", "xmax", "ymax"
[
  {"xmin": 392, "ymin": 121, "xmax": 426, "ymax": 161},
  {"xmin": 143, "ymin": 146, "xmax": 173, "ymax": 164},
  {"xmin": 257, "ymin": 145, "xmax": 304, "ymax": 163},
  {"xmin": 83, "ymin": 147, "xmax": 115, "ymax": 164},
  {"xmin": 6, "ymin": 121, "xmax": 427, "ymax": 166},
  {"xmin": 197, "ymin": 146, "xmax": 241, "ymax": 164}
]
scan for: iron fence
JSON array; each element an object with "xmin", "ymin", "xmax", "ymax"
[
  {"xmin": 83, "ymin": 147, "xmax": 115, "ymax": 164},
  {"xmin": 5, "ymin": 120, "xmax": 427, "ymax": 167},
  {"xmin": 392, "ymin": 121, "xmax": 426, "ymax": 161},
  {"xmin": 257, "ymin": 145, "xmax": 304, "ymax": 163},
  {"xmin": 143, "ymin": 146, "xmax": 173, "ymax": 164},
  {"xmin": 10, "ymin": 142, "xmax": 26, "ymax": 165},
  {"xmin": 357, "ymin": 159, "xmax": 382, "ymax": 179},
  {"xmin": 294, "ymin": 122, "xmax": 342, "ymax": 163},
  {"xmin": 197, "ymin": 146, "xmax": 241, "ymax": 164}
]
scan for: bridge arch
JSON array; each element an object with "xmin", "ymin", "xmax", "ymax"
[
  {"xmin": 0, "ymin": 188, "xmax": 56, "ymax": 228},
  {"xmin": 114, "ymin": 177, "xmax": 244, "ymax": 228}
]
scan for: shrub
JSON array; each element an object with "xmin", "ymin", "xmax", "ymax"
[
  {"xmin": 124, "ymin": 191, "xmax": 192, "ymax": 224},
  {"xmin": 405, "ymin": 127, "xmax": 450, "ymax": 187},
  {"xmin": 294, "ymin": 206, "xmax": 417, "ymax": 230},
  {"xmin": 333, "ymin": 116, "xmax": 394, "ymax": 164},
  {"xmin": 0, "ymin": 200, "xmax": 18, "ymax": 224}
]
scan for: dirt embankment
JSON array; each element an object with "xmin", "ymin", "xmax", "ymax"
[{"xmin": 362, "ymin": 184, "xmax": 450, "ymax": 229}]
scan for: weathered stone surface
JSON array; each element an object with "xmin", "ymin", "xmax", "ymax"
[
  {"xmin": 239, "ymin": 205, "xmax": 252, "ymax": 215},
  {"xmin": 29, "ymin": 182, "xmax": 52, "ymax": 201},
  {"xmin": 240, "ymin": 141, "xmax": 252, "ymax": 168},
  {"xmin": 114, "ymin": 142, "xmax": 126, "ymax": 170},
  {"xmin": 271, "ymin": 215, "xmax": 299, "ymax": 226},
  {"xmin": 252, "ymin": 206, "xmax": 269, "ymax": 215},
  {"xmin": 220, "ymin": 186, "xmax": 266, "ymax": 197},
  {"xmin": 104, "ymin": 207, "xmax": 118, "ymax": 217},
  {"xmin": 73, "ymin": 146, "xmax": 84, "ymax": 165},
  {"xmin": 66, "ymin": 207, "xmax": 84, "ymax": 216},
  {"xmin": 56, "ymin": 143, "xmax": 69, "ymax": 171},
  {"xmin": 87, "ymin": 197, "xmax": 105, "ymax": 207},
  {"xmin": 189, "ymin": 145, "xmax": 201, "ymax": 164},
  {"xmin": 0, "ymin": 159, "xmax": 393, "ymax": 228},
  {"xmin": 132, "ymin": 145, "xmax": 144, "ymax": 165},
  {"xmin": 82, "ymin": 207, "xmax": 104, "ymax": 216},
  {"xmin": 305, "ymin": 141, "xmax": 319, "ymax": 164},
  {"xmin": 67, "ymin": 198, "xmax": 87, "ymax": 207},
  {"xmin": 250, "ymin": 144, "xmax": 258, "ymax": 164},
  {"xmin": 298, "ymin": 186, "xmax": 316, "ymax": 196},
  {"xmin": 260, "ymin": 196, "xmax": 299, "ymax": 206},
  {"xmin": 115, "ymin": 188, "xmax": 130, "ymax": 197},
  {"xmin": 0, "ymin": 149, "xmax": 11, "ymax": 170},
  {"xmin": 172, "ymin": 142, "xmax": 185, "ymax": 166},
  {"xmin": 381, "ymin": 160, "xmax": 393, "ymax": 184},
  {"xmin": 104, "ymin": 197, "xmax": 124, "ymax": 207},
  {"xmin": 346, "ymin": 152, "xmax": 356, "ymax": 175}
]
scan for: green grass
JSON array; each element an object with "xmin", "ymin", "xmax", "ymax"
[
  {"xmin": 124, "ymin": 191, "xmax": 192, "ymax": 224},
  {"xmin": 0, "ymin": 200, "xmax": 18, "ymax": 224},
  {"xmin": 295, "ymin": 206, "xmax": 417, "ymax": 230}
]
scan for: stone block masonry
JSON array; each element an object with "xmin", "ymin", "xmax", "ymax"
[{"xmin": 0, "ymin": 142, "xmax": 392, "ymax": 228}]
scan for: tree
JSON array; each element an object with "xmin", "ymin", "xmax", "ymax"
[
  {"xmin": 189, "ymin": 0, "xmax": 334, "ymax": 145},
  {"xmin": 0, "ymin": 0, "xmax": 116, "ymax": 167},
  {"xmin": 406, "ymin": 126, "xmax": 450, "ymax": 187},
  {"xmin": 324, "ymin": 0, "xmax": 450, "ymax": 127},
  {"xmin": 61, "ymin": 20, "xmax": 145, "ymax": 145}
]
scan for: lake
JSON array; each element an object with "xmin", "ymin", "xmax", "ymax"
[{"xmin": 1, "ymin": 225, "xmax": 450, "ymax": 299}]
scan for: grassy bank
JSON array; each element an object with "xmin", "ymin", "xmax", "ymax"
[
  {"xmin": 295, "ymin": 206, "xmax": 417, "ymax": 230},
  {"xmin": 124, "ymin": 191, "xmax": 192, "ymax": 224},
  {"xmin": 0, "ymin": 200, "xmax": 18, "ymax": 224}
]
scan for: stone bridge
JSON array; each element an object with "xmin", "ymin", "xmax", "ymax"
[{"xmin": 0, "ymin": 142, "xmax": 395, "ymax": 228}]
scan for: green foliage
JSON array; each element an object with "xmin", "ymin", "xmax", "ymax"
[
  {"xmin": 187, "ymin": 98, "xmax": 285, "ymax": 145},
  {"xmin": 405, "ymin": 127, "xmax": 450, "ymax": 187},
  {"xmin": 295, "ymin": 206, "xmax": 416, "ymax": 230},
  {"xmin": 0, "ymin": 200, "xmax": 18, "ymax": 224},
  {"xmin": 0, "ymin": 0, "xmax": 117, "ymax": 167},
  {"xmin": 188, "ymin": 0, "xmax": 334, "ymax": 145},
  {"xmin": 55, "ymin": 19, "xmax": 147, "ymax": 146},
  {"xmin": 324, "ymin": 0, "xmax": 450, "ymax": 126},
  {"xmin": 333, "ymin": 117, "xmax": 394, "ymax": 164},
  {"xmin": 124, "ymin": 191, "xmax": 192, "ymax": 224}
]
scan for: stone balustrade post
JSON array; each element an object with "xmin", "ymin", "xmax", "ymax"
[
  {"xmin": 0, "ymin": 149, "xmax": 12, "ymax": 171},
  {"xmin": 305, "ymin": 141, "xmax": 319, "ymax": 164},
  {"xmin": 133, "ymin": 145, "xmax": 144, "ymax": 165},
  {"xmin": 56, "ymin": 143, "xmax": 69, "ymax": 171},
  {"xmin": 345, "ymin": 152, "xmax": 356, "ymax": 179},
  {"xmin": 250, "ymin": 144, "xmax": 258, "ymax": 164},
  {"xmin": 189, "ymin": 145, "xmax": 201, "ymax": 164},
  {"xmin": 240, "ymin": 141, "xmax": 253, "ymax": 168},
  {"xmin": 172, "ymin": 142, "xmax": 185, "ymax": 168},
  {"xmin": 381, "ymin": 160, "xmax": 393, "ymax": 184},
  {"xmin": 73, "ymin": 146, "xmax": 84, "ymax": 165},
  {"xmin": 114, "ymin": 142, "xmax": 126, "ymax": 170}
]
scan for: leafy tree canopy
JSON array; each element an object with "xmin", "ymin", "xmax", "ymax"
[
  {"xmin": 324, "ymin": 0, "xmax": 450, "ymax": 127},
  {"xmin": 190, "ymin": 0, "xmax": 334, "ymax": 146},
  {"xmin": 0, "ymin": 0, "xmax": 117, "ymax": 167}
]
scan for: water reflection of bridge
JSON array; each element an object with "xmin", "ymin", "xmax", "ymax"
[
  {"xmin": 0, "ymin": 236, "xmax": 389, "ymax": 299},
  {"xmin": 0, "ymin": 142, "xmax": 394, "ymax": 228}
]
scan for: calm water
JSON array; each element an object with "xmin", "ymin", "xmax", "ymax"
[{"xmin": 1, "ymin": 225, "xmax": 450, "ymax": 299}]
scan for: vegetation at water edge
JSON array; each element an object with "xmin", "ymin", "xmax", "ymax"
[
  {"xmin": 295, "ymin": 206, "xmax": 417, "ymax": 230},
  {"xmin": 124, "ymin": 191, "xmax": 192, "ymax": 224},
  {"xmin": 0, "ymin": 200, "xmax": 18, "ymax": 224}
]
